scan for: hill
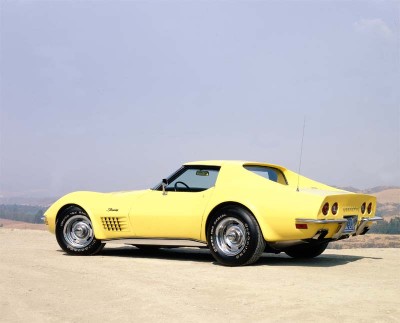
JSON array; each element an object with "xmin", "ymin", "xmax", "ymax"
[{"xmin": 371, "ymin": 188, "xmax": 399, "ymax": 204}]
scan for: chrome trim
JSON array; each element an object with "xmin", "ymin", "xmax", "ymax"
[
  {"xmin": 296, "ymin": 218, "xmax": 348, "ymax": 224},
  {"xmin": 104, "ymin": 238, "xmax": 207, "ymax": 247},
  {"xmin": 332, "ymin": 222, "xmax": 348, "ymax": 239},
  {"xmin": 162, "ymin": 180, "xmax": 168, "ymax": 195},
  {"xmin": 312, "ymin": 229, "xmax": 328, "ymax": 240},
  {"xmin": 362, "ymin": 216, "xmax": 383, "ymax": 222},
  {"xmin": 214, "ymin": 216, "xmax": 247, "ymax": 256},
  {"xmin": 296, "ymin": 218, "xmax": 349, "ymax": 240},
  {"xmin": 355, "ymin": 217, "xmax": 383, "ymax": 235},
  {"xmin": 63, "ymin": 215, "xmax": 94, "ymax": 249}
]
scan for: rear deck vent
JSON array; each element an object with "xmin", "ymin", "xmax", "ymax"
[
  {"xmin": 101, "ymin": 217, "xmax": 128, "ymax": 231},
  {"xmin": 343, "ymin": 207, "xmax": 359, "ymax": 213}
]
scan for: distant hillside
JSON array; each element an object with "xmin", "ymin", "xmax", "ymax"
[
  {"xmin": 373, "ymin": 188, "xmax": 399, "ymax": 204},
  {"xmin": 0, "ymin": 204, "xmax": 45, "ymax": 224},
  {"xmin": 0, "ymin": 196, "xmax": 56, "ymax": 207},
  {"xmin": 363, "ymin": 186, "xmax": 400, "ymax": 194},
  {"xmin": 337, "ymin": 186, "xmax": 400, "ymax": 195},
  {"xmin": 372, "ymin": 188, "xmax": 400, "ymax": 226}
]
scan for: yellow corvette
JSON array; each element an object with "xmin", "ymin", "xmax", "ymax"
[{"xmin": 44, "ymin": 160, "xmax": 382, "ymax": 266}]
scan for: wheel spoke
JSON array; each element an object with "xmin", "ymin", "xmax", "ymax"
[
  {"xmin": 215, "ymin": 217, "xmax": 246, "ymax": 256},
  {"xmin": 63, "ymin": 215, "xmax": 94, "ymax": 249}
]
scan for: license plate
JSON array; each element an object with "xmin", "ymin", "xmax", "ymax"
[{"xmin": 344, "ymin": 216, "xmax": 358, "ymax": 232}]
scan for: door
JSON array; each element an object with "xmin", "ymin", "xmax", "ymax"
[{"xmin": 130, "ymin": 166, "xmax": 220, "ymax": 240}]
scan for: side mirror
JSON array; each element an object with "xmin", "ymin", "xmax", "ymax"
[{"xmin": 162, "ymin": 179, "xmax": 168, "ymax": 195}]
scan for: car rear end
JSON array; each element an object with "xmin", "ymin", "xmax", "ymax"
[{"xmin": 295, "ymin": 192, "xmax": 382, "ymax": 241}]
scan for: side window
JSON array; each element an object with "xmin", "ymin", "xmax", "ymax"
[
  {"xmin": 244, "ymin": 165, "xmax": 287, "ymax": 185},
  {"xmin": 167, "ymin": 167, "xmax": 219, "ymax": 192}
]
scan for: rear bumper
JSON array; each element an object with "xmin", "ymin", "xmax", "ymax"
[
  {"xmin": 355, "ymin": 217, "xmax": 383, "ymax": 235},
  {"xmin": 295, "ymin": 217, "xmax": 383, "ymax": 240},
  {"xmin": 296, "ymin": 219, "xmax": 348, "ymax": 224}
]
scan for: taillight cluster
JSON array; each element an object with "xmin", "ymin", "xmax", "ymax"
[
  {"xmin": 322, "ymin": 202, "xmax": 339, "ymax": 216},
  {"xmin": 322, "ymin": 201, "xmax": 373, "ymax": 216},
  {"xmin": 362, "ymin": 202, "xmax": 373, "ymax": 214}
]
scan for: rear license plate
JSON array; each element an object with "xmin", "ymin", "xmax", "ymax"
[{"xmin": 344, "ymin": 216, "xmax": 358, "ymax": 232}]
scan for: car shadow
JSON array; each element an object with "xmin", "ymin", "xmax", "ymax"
[
  {"xmin": 91, "ymin": 246, "xmax": 382, "ymax": 267},
  {"xmin": 255, "ymin": 253, "xmax": 382, "ymax": 267},
  {"xmin": 98, "ymin": 246, "xmax": 214, "ymax": 263}
]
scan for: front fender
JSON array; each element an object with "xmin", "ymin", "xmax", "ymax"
[{"xmin": 44, "ymin": 192, "xmax": 101, "ymax": 235}]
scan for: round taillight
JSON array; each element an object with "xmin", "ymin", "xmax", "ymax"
[
  {"xmin": 332, "ymin": 202, "xmax": 338, "ymax": 215},
  {"xmin": 322, "ymin": 202, "xmax": 329, "ymax": 216},
  {"xmin": 367, "ymin": 202, "xmax": 372, "ymax": 214},
  {"xmin": 361, "ymin": 202, "xmax": 366, "ymax": 214}
]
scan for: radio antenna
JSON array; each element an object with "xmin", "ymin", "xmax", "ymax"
[{"xmin": 297, "ymin": 117, "xmax": 306, "ymax": 192}]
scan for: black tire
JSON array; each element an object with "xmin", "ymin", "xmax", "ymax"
[
  {"xmin": 207, "ymin": 206, "xmax": 265, "ymax": 266},
  {"xmin": 284, "ymin": 242, "xmax": 329, "ymax": 259},
  {"xmin": 56, "ymin": 206, "xmax": 105, "ymax": 255}
]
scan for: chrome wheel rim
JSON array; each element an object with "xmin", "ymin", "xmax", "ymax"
[
  {"xmin": 215, "ymin": 217, "xmax": 247, "ymax": 256},
  {"xmin": 63, "ymin": 215, "xmax": 94, "ymax": 249}
]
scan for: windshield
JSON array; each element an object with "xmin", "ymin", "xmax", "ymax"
[{"xmin": 153, "ymin": 166, "xmax": 220, "ymax": 192}]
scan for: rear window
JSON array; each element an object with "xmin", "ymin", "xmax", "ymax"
[{"xmin": 244, "ymin": 165, "xmax": 288, "ymax": 185}]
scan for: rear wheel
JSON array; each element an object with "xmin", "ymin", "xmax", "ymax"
[
  {"xmin": 56, "ymin": 206, "xmax": 105, "ymax": 255},
  {"xmin": 284, "ymin": 242, "xmax": 329, "ymax": 259},
  {"xmin": 207, "ymin": 206, "xmax": 265, "ymax": 266}
]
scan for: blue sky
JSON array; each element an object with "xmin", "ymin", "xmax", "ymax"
[{"xmin": 0, "ymin": 0, "xmax": 399, "ymax": 197}]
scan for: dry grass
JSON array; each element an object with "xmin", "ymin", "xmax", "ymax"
[
  {"xmin": 0, "ymin": 219, "xmax": 46, "ymax": 231},
  {"xmin": 373, "ymin": 188, "xmax": 400, "ymax": 204},
  {"xmin": 328, "ymin": 234, "xmax": 400, "ymax": 249}
]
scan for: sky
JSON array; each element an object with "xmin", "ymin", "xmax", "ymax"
[{"xmin": 0, "ymin": 0, "xmax": 399, "ymax": 198}]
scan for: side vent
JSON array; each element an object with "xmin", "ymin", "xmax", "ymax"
[{"xmin": 101, "ymin": 217, "xmax": 128, "ymax": 232}]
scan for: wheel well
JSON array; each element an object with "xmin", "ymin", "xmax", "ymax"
[
  {"xmin": 56, "ymin": 204, "xmax": 86, "ymax": 224},
  {"xmin": 205, "ymin": 202, "xmax": 257, "ymax": 239}
]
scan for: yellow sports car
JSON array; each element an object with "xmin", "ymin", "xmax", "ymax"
[{"xmin": 44, "ymin": 160, "xmax": 382, "ymax": 266}]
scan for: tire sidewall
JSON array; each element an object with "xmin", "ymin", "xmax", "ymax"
[
  {"xmin": 207, "ymin": 206, "xmax": 261, "ymax": 266},
  {"xmin": 56, "ymin": 207, "xmax": 101, "ymax": 255}
]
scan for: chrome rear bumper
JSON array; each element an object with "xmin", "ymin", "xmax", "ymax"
[
  {"xmin": 296, "ymin": 218, "xmax": 348, "ymax": 224},
  {"xmin": 355, "ymin": 217, "xmax": 383, "ymax": 235},
  {"xmin": 296, "ymin": 217, "xmax": 383, "ymax": 240}
]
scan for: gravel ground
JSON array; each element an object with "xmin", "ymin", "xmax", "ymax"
[{"xmin": 1, "ymin": 228, "xmax": 399, "ymax": 323}]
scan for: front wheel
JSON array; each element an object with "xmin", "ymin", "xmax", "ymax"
[
  {"xmin": 207, "ymin": 206, "xmax": 265, "ymax": 266},
  {"xmin": 284, "ymin": 242, "xmax": 329, "ymax": 259},
  {"xmin": 56, "ymin": 206, "xmax": 105, "ymax": 255}
]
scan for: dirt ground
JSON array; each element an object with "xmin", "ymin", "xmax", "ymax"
[{"xmin": 1, "ymin": 229, "xmax": 399, "ymax": 323}]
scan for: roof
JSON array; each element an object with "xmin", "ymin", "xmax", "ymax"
[{"xmin": 183, "ymin": 160, "xmax": 286, "ymax": 170}]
